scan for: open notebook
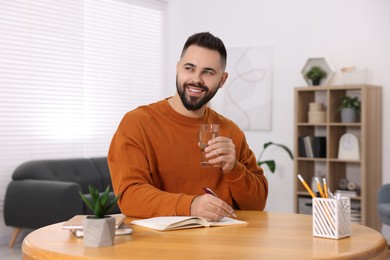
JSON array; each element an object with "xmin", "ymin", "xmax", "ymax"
[{"xmin": 131, "ymin": 216, "xmax": 247, "ymax": 231}]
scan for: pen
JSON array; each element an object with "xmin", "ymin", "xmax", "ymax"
[
  {"xmin": 202, "ymin": 187, "xmax": 237, "ymax": 218},
  {"xmin": 323, "ymin": 178, "xmax": 328, "ymax": 198},
  {"xmin": 297, "ymin": 175, "xmax": 316, "ymax": 198},
  {"xmin": 315, "ymin": 177, "xmax": 325, "ymax": 198},
  {"xmin": 203, "ymin": 187, "xmax": 218, "ymax": 197}
]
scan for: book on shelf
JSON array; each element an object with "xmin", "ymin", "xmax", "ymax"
[
  {"xmin": 298, "ymin": 136, "xmax": 307, "ymax": 157},
  {"xmin": 69, "ymin": 223, "xmax": 133, "ymax": 238},
  {"xmin": 312, "ymin": 136, "xmax": 326, "ymax": 158},
  {"xmin": 298, "ymin": 136, "xmax": 326, "ymax": 158},
  {"xmin": 62, "ymin": 214, "xmax": 126, "ymax": 230},
  {"xmin": 304, "ymin": 136, "xmax": 314, "ymax": 158},
  {"xmin": 130, "ymin": 216, "xmax": 247, "ymax": 231},
  {"xmin": 335, "ymin": 189, "xmax": 360, "ymax": 198}
]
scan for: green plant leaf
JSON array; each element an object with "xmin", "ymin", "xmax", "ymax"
[
  {"xmin": 94, "ymin": 201, "xmax": 104, "ymax": 218},
  {"xmin": 338, "ymin": 96, "xmax": 361, "ymax": 111},
  {"xmin": 257, "ymin": 142, "xmax": 293, "ymax": 174},
  {"xmin": 271, "ymin": 143, "xmax": 294, "ymax": 159},
  {"xmin": 89, "ymin": 185, "xmax": 99, "ymax": 204},
  {"xmin": 106, "ymin": 193, "xmax": 122, "ymax": 214},
  {"xmin": 100, "ymin": 186, "xmax": 110, "ymax": 208},
  {"xmin": 78, "ymin": 191, "xmax": 94, "ymax": 212},
  {"xmin": 258, "ymin": 160, "xmax": 276, "ymax": 173},
  {"xmin": 305, "ymin": 66, "xmax": 327, "ymax": 81},
  {"xmin": 78, "ymin": 185, "xmax": 122, "ymax": 218}
]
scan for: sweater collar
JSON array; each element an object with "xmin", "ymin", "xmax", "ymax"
[{"xmin": 162, "ymin": 98, "xmax": 211, "ymax": 124}]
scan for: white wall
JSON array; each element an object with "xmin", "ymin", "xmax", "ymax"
[{"xmin": 165, "ymin": 0, "xmax": 390, "ymax": 212}]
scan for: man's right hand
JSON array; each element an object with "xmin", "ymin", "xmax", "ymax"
[{"xmin": 190, "ymin": 194, "xmax": 235, "ymax": 222}]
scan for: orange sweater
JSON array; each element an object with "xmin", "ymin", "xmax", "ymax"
[{"xmin": 108, "ymin": 99, "xmax": 268, "ymax": 218}]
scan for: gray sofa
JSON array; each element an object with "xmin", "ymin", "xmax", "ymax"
[
  {"xmin": 3, "ymin": 157, "xmax": 120, "ymax": 247},
  {"xmin": 378, "ymin": 184, "xmax": 390, "ymax": 226}
]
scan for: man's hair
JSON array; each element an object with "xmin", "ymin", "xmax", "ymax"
[{"xmin": 180, "ymin": 32, "xmax": 227, "ymax": 69}]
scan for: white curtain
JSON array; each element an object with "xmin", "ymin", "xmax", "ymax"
[{"xmin": 0, "ymin": 0, "xmax": 166, "ymax": 208}]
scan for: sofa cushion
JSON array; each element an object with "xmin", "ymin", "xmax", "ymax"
[
  {"xmin": 12, "ymin": 158, "xmax": 104, "ymax": 193},
  {"xmin": 90, "ymin": 157, "xmax": 112, "ymax": 190}
]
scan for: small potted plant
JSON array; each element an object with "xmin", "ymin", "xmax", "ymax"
[
  {"xmin": 257, "ymin": 142, "xmax": 293, "ymax": 173},
  {"xmin": 338, "ymin": 96, "xmax": 361, "ymax": 122},
  {"xmin": 305, "ymin": 66, "xmax": 327, "ymax": 86},
  {"xmin": 79, "ymin": 185, "xmax": 121, "ymax": 247}
]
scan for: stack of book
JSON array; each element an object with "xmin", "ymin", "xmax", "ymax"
[
  {"xmin": 335, "ymin": 189, "xmax": 360, "ymax": 198},
  {"xmin": 62, "ymin": 214, "xmax": 132, "ymax": 237},
  {"xmin": 298, "ymin": 136, "xmax": 326, "ymax": 158},
  {"xmin": 350, "ymin": 201, "xmax": 362, "ymax": 224}
]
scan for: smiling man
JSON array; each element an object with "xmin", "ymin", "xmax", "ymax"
[{"xmin": 108, "ymin": 32, "xmax": 268, "ymax": 222}]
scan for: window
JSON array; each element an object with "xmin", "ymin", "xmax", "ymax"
[{"xmin": 0, "ymin": 0, "xmax": 166, "ymax": 207}]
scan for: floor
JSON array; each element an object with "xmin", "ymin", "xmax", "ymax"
[{"xmin": 0, "ymin": 242, "xmax": 22, "ymax": 260}]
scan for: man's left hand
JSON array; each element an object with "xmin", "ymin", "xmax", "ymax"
[{"xmin": 205, "ymin": 136, "xmax": 236, "ymax": 172}]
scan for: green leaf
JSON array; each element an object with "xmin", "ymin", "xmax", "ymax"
[
  {"xmin": 258, "ymin": 160, "xmax": 276, "ymax": 173},
  {"xmin": 271, "ymin": 143, "xmax": 294, "ymax": 159},
  {"xmin": 94, "ymin": 201, "xmax": 104, "ymax": 218},
  {"xmin": 257, "ymin": 142, "xmax": 293, "ymax": 174},
  {"xmin": 79, "ymin": 185, "xmax": 122, "ymax": 218},
  {"xmin": 100, "ymin": 186, "xmax": 110, "ymax": 207},
  {"xmin": 106, "ymin": 193, "xmax": 122, "ymax": 213},
  {"xmin": 89, "ymin": 185, "xmax": 99, "ymax": 204}
]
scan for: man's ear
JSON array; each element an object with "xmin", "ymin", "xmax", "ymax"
[
  {"xmin": 218, "ymin": 72, "xmax": 229, "ymax": 88},
  {"xmin": 176, "ymin": 61, "xmax": 180, "ymax": 74}
]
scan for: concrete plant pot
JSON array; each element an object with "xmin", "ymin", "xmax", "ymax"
[
  {"xmin": 83, "ymin": 216, "xmax": 115, "ymax": 247},
  {"xmin": 341, "ymin": 108, "xmax": 357, "ymax": 123}
]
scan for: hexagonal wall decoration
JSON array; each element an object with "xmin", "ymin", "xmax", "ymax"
[{"xmin": 301, "ymin": 57, "xmax": 335, "ymax": 86}]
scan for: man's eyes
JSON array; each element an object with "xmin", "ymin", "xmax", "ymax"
[
  {"xmin": 203, "ymin": 70, "xmax": 215, "ymax": 75},
  {"xmin": 183, "ymin": 67, "xmax": 215, "ymax": 76}
]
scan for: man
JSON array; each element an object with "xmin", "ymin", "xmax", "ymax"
[{"xmin": 108, "ymin": 32, "xmax": 268, "ymax": 222}]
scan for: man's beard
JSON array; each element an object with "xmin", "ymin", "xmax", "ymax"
[{"xmin": 176, "ymin": 77, "xmax": 219, "ymax": 111}]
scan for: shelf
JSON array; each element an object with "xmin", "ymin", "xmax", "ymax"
[
  {"xmin": 293, "ymin": 85, "xmax": 382, "ymax": 230},
  {"xmin": 329, "ymin": 122, "xmax": 361, "ymax": 126},
  {"xmin": 328, "ymin": 159, "xmax": 361, "ymax": 163},
  {"xmin": 297, "ymin": 157, "xmax": 327, "ymax": 162},
  {"xmin": 297, "ymin": 123, "xmax": 327, "ymax": 126}
]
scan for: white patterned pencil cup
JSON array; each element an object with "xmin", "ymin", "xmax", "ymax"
[{"xmin": 312, "ymin": 197, "xmax": 351, "ymax": 239}]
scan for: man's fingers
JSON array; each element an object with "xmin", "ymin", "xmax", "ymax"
[{"xmin": 190, "ymin": 194, "xmax": 234, "ymax": 222}]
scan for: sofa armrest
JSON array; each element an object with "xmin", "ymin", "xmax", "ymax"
[
  {"xmin": 378, "ymin": 184, "xmax": 390, "ymax": 204},
  {"xmin": 4, "ymin": 180, "xmax": 84, "ymax": 229}
]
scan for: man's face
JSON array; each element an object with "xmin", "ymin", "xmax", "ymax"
[{"xmin": 176, "ymin": 45, "xmax": 227, "ymax": 111}]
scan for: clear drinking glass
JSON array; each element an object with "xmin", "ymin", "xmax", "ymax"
[{"xmin": 199, "ymin": 124, "xmax": 220, "ymax": 167}]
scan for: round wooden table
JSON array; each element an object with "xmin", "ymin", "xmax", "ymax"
[{"xmin": 22, "ymin": 211, "xmax": 387, "ymax": 259}]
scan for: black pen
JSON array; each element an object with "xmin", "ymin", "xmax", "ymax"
[{"xmin": 202, "ymin": 187, "xmax": 237, "ymax": 218}]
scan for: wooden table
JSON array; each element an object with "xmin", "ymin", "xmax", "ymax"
[{"xmin": 22, "ymin": 211, "xmax": 387, "ymax": 259}]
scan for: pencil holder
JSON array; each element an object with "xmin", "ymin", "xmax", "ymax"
[{"xmin": 312, "ymin": 197, "xmax": 351, "ymax": 239}]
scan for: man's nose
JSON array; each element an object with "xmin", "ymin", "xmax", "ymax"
[{"xmin": 191, "ymin": 72, "xmax": 203, "ymax": 84}]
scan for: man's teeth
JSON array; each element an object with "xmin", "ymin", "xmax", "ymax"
[{"xmin": 189, "ymin": 87, "xmax": 202, "ymax": 93}]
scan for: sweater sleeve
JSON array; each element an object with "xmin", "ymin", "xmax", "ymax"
[
  {"xmin": 108, "ymin": 123, "xmax": 196, "ymax": 218},
  {"xmin": 222, "ymin": 135, "xmax": 268, "ymax": 211}
]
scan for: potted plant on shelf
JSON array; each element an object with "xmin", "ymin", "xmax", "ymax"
[
  {"xmin": 338, "ymin": 96, "xmax": 361, "ymax": 122},
  {"xmin": 305, "ymin": 66, "xmax": 327, "ymax": 86},
  {"xmin": 257, "ymin": 142, "xmax": 294, "ymax": 173},
  {"xmin": 79, "ymin": 185, "xmax": 121, "ymax": 247}
]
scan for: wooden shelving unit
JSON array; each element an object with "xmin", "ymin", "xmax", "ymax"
[{"xmin": 293, "ymin": 85, "xmax": 382, "ymax": 230}]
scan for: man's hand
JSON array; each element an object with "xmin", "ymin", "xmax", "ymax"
[
  {"xmin": 190, "ymin": 194, "xmax": 235, "ymax": 222},
  {"xmin": 205, "ymin": 136, "xmax": 236, "ymax": 172}
]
